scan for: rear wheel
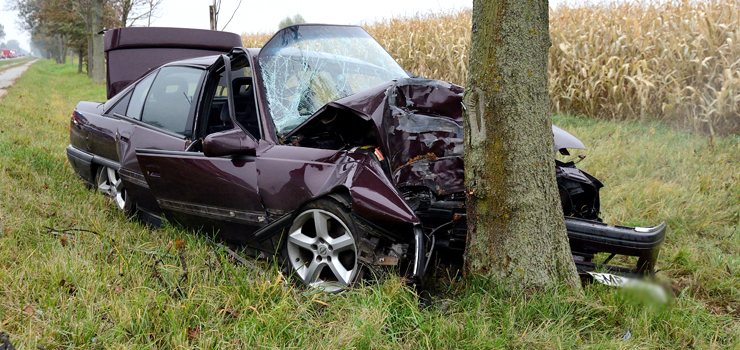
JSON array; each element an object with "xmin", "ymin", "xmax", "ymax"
[
  {"xmin": 282, "ymin": 199, "xmax": 361, "ymax": 292},
  {"xmin": 95, "ymin": 166, "xmax": 131, "ymax": 213}
]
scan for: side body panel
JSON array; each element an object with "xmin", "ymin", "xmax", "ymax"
[
  {"xmin": 70, "ymin": 102, "xmax": 119, "ymax": 163},
  {"xmin": 136, "ymin": 150, "xmax": 265, "ymax": 246},
  {"xmin": 118, "ymin": 124, "xmax": 188, "ymax": 215},
  {"xmin": 68, "ymin": 102, "xmax": 123, "ymax": 185}
]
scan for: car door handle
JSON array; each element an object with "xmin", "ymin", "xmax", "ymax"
[
  {"xmin": 145, "ymin": 165, "xmax": 160, "ymax": 178},
  {"xmin": 118, "ymin": 131, "xmax": 132, "ymax": 142}
]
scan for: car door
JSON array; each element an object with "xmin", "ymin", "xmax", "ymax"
[
  {"xmin": 136, "ymin": 148, "xmax": 265, "ymax": 244},
  {"xmin": 135, "ymin": 55, "xmax": 267, "ymax": 245},
  {"xmin": 114, "ymin": 66, "xmax": 205, "ymax": 217}
]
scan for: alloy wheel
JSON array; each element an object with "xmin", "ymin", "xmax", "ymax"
[
  {"xmin": 286, "ymin": 209, "xmax": 358, "ymax": 292},
  {"xmin": 97, "ymin": 167, "xmax": 127, "ymax": 211}
]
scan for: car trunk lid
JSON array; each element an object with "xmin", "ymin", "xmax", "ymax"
[{"xmin": 104, "ymin": 27, "xmax": 242, "ymax": 99}]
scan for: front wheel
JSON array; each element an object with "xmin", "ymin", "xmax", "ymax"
[{"xmin": 282, "ymin": 199, "xmax": 361, "ymax": 292}]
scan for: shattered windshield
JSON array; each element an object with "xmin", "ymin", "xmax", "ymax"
[{"xmin": 258, "ymin": 25, "xmax": 409, "ymax": 135}]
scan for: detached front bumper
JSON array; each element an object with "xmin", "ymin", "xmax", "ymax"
[{"xmin": 566, "ymin": 217, "xmax": 666, "ymax": 276}]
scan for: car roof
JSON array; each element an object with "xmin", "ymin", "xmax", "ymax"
[
  {"xmin": 161, "ymin": 48, "xmax": 262, "ymax": 68},
  {"xmin": 164, "ymin": 54, "xmax": 220, "ymax": 68}
]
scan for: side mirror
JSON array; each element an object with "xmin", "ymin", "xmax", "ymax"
[{"xmin": 202, "ymin": 128, "xmax": 257, "ymax": 157}]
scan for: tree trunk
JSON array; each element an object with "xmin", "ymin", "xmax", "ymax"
[
  {"xmin": 92, "ymin": 0, "xmax": 106, "ymax": 83},
  {"xmin": 121, "ymin": 0, "xmax": 129, "ymax": 27},
  {"xmin": 54, "ymin": 35, "xmax": 63, "ymax": 63},
  {"xmin": 87, "ymin": 35, "xmax": 93, "ymax": 78},
  {"xmin": 463, "ymin": 0, "xmax": 579, "ymax": 291},
  {"xmin": 61, "ymin": 36, "xmax": 67, "ymax": 64},
  {"xmin": 147, "ymin": 1, "xmax": 153, "ymax": 26},
  {"xmin": 78, "ymin": 48, "xmax": 83, "ymax": 73}
]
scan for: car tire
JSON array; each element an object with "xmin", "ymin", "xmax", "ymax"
[
  {"xmin": 281, "ymin": 198, "xmax": 363, "ymax": 292},
  {"xmin": 95, "ymin": 166, "xmax": 133, "ymax": 215}
]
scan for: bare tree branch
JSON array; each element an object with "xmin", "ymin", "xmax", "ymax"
[
  {"xmin": 220, "ymin": 0, "xmax": 242, "ymax": 31},
  {"xmin": 146, "ymin": 0, "xmax": 164, "ymax": 26}
]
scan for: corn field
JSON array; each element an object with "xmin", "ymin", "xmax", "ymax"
[
  {"xmin": 241, "ymin": 32, "xmax": 273, "ymax": 49},
  {"xmin": 242, "ymin": 0, "xmax": 740, "ymax": 135},
  {"xmin": 551, "ymin": 0, "xmax": 740, "ymax": 135}
]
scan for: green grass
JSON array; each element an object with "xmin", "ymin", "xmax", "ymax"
[
  {"xmin": 0, "ymin": 59, "xmax": 738, "ymax": 349},
  {"xmin": 553, "ymin": 114, "xmax": 740, "ymax": 314}
]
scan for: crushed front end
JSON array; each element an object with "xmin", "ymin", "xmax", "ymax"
[
  {"xmin": 286, "ymin": 77, "xmax": 666, "ymax": 280},
  {"xmin": 382, "ymin": 78, "xmax": 665, "ymax": 278}
]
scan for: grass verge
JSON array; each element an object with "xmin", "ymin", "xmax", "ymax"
[
  {"xmin": 0, "ymin": 59, "xmax": 738, "ymax": 349},
  {"xmin": 0, "ymin": 57, "xmax": 35, "ymax": 71}
]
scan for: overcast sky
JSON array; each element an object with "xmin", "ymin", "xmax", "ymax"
[{"xmin": 0, "ymin": 0, "xmax": 598, "ymax": 53}]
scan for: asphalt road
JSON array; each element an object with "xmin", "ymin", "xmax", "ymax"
[{"xmin": 0, "ymin": 59, "xmax": 37, "ymax": 98}]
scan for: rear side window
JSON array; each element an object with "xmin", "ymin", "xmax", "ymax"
[
  {"xmin": 108, "ymin": 91, "xmax": 132, "ymax": 116},
  {"xmin": 127, "ymin": 73, "xmax": 156, "ymax": 120},
  {"xmin": 140, "ymin": 66, "xmax": 204, "ymax": 136}
]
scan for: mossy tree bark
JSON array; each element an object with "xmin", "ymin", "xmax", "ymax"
[{"xmin": 463, "ymin": 0, "xmax": 579, "ymax": 291}]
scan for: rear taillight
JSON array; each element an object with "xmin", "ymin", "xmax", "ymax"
[{"xmin": 71, "ymin": 110, "xmax": 82, "ymax": 129}]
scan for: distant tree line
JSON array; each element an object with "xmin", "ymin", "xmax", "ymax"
[
  {"xmin": 1, "ymin": 40, "xmax": 23, "ymax": 52},
  {"xmin": 278, "ymin": 14, "xmax": 305, "ymax": 29},
  {"xmin": 0, "ymin": 24, "xmax": 25, "ymax": 54},
  {"xmin": 5, "ymin": 0, "xmax": 163, "ymax": 82},
  {"xmin": 0, "ymin": 24, "xmax": 23, "ymax": 54}
]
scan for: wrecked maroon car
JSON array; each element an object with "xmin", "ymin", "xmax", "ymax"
[{"xmin": 67, "ymin": 25, "xmax": 666, "ymax": 291}]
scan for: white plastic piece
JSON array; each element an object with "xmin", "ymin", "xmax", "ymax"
[{"xmin": 587, "ymin": 272, "xmax": 668, "ymax": 304}]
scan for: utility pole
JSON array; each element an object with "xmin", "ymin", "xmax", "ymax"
[
  {"xmin": 209, "ymin": 0, "xmax": 223, "ymax": 31},
  {"xmin": 209, "ymin": 4, "xmax": 216, "ymax": 30}
]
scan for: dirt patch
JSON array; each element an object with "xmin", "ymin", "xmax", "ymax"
[{"xmin": 0, "ymin": 59, "xmax": 38, "ymax": 100}]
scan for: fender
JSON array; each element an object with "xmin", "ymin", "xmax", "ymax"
[{"xmin": 256, "ymin": 145, "xmax": 420, "ymax": 242}]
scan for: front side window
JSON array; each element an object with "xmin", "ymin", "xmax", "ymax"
[
  {"xmin": 200, "ymin": 60, "xmax": 261, "ymax": 140},
  {"xmin": 140, "ymin": 66, "xmax": 205, "ymax": 136}
]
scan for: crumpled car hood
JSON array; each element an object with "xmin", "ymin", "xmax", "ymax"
[{"xmin": 288, "ymin": 78, "xmax": 586, "ymax": 196}]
